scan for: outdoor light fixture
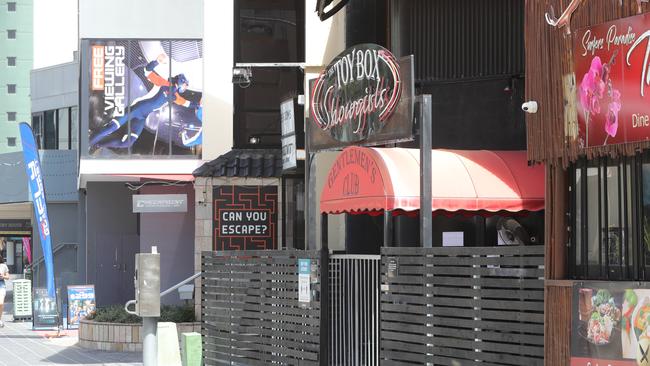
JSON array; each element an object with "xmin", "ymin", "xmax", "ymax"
[
  {"xmin": 249, "ymin": 136, "xmax": 260, "ymax": 144},
  {"xmin": 232, "ymin": 67, "xmax": 252, "ymax": 85}
]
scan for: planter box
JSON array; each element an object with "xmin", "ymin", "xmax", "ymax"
[{"xmin": 78, "ymin": 319, "xmax": 200, "ymax": 352}]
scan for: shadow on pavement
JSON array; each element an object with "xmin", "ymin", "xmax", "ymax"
[{"xmin": 41, "ymin": 345, "xmax": 142, "ymax": 365}]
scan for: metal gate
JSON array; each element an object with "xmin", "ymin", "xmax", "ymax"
[{"xmin": 328, "ymin": 255, "xmax": 381, "ymax": 366}]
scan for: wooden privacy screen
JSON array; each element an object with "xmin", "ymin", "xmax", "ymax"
[
  {"xmin": 526, "ymin": 0, "xmax": 650, "ymax": 166},
  {"xmin": 545, "ymin": 283, "xmax": 573, "ymax": 366},
  {"xmin": 380, "ymin": 246, "xmax": 545, "ymax": 365},
  {"xmin": 201, "ymin": 250, "xmax": 323, "ymax": 366}
]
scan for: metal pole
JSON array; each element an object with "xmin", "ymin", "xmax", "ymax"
[
  {"xmin": 419, "ymin": 95, "xmax": 433, "ymax": 248},
  {"xmin": 383, "ymin": 210, "xmax": 393, "ymax": 247},
  {"xmin": 142, "ymin": 316, "xmax": 157, "ymax": 366},
  {"xmin": 142, "ymin": 245, "xmax": 159, "ymax": 366}
]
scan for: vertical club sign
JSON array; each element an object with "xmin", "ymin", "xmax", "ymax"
[{"xmin": 310, "ymin": 44, "xmax": 402, "ymax": 144}]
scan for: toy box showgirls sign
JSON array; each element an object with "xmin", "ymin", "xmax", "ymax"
[
  {"xmin": 574, "ymin": 13, "xmax": 650, "ymax": 148},
  {"xmin": 309, "ymin": 44, "xmax": 414, "ymax": 151}
]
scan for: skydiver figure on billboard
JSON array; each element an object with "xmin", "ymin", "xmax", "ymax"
[{"xmin": 89, "ymin": 53, "xmax": 200, "ymax": 151}]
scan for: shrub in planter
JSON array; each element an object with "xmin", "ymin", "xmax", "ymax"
[{"xmin": 87, "ymin": 304, "xmax": 195, "ymax": 324}]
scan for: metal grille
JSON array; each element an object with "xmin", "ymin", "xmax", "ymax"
[
  {"xmin": 398, "ymin": 0, "xmax": 524, "ymax": 81},
  {"xmin": 329, "ymin": 255, "xmax": 380, "ymax": 366}
]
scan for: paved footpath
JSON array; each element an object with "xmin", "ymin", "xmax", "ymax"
[{"xmin": 0, "ymin": 313, "xmax": 142, "ymax": 366}]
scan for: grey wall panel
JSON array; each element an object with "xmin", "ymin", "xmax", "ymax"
[
  {"xmin": 86, "ymin": 182, "xmax": 139, "ymax": 306},
  {"xmin": 31, "ymin": 202, "xmax": 84, "ymax": 296},
  {"xmin": 30, "ymin": 61, "xmax": 79, "ymax": 113},
  {"xmin": 0, "ymin": 151, "xmax": 79, "ymax": 204},
  {"xmin": 0, "ymin": 152, "xmax": 28, "ymax": 203},
  {"xmin": 139, "ymin": 184, "xmax": 195, "ymax": 305},
  {"xmin": 40, "ymin": 150, "xmax": 79, "ymax": 203}
]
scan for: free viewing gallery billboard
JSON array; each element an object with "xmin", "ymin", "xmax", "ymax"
[
  {"xmin": 82, "ymin": 39, "xmax": 203, "ymax": 157},
  {"xmin": 574, "ymin": 13, "xmax": 650, "ymax": 148}
]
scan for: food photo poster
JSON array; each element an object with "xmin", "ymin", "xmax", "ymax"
[{"xmin": 572, "ymin": 283, "xmax": 650, "ymax": 366}]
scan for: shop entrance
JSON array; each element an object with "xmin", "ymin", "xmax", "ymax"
[
  {"xmin": 95, "ymin": 234, "xmax": 138, "ymax": 305},
  {"xmin": 0, "ymin": 219, "xmax": 33, "ymax": 275},
  {"xmin": 0, "ymin": 236, "xmax": 31, "ymax": 275}
]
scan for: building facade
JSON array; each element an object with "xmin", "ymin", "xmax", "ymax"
[
  {"xmin": 0, "ymin": 0, "xmax": 32, "ymax": 152},
  {"xmin": 525, "ymin": 1, "xmax": 650, "ymax": 364}
]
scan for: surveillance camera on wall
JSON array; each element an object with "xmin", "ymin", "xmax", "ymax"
[{"xmin": 521, "ymin": 101, "xmax": 538, "ymax": 114}]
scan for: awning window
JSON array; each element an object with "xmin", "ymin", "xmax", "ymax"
[{"xmin": 320, "ymin": 147, "xmax": 544, "ymax": 214}]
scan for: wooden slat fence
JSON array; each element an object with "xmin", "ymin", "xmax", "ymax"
[
  {"xmin": 201, "ymin": 249, "xmax": 324, "ymax": 366},
  {"xmin": 381, "ymin": 245, "xmax": 545, "ymax": 366},
  {"xmin": 380, "ymin": 248, "xmax": 435, "ymax": 365}
]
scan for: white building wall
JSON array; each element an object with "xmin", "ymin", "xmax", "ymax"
[
  {"xmin": 79, "ymin": 0, "xmax": 203, "ymax": 39},
  {"xmin": 202, "ymin": 0, "xmax": 234, "ymax": 161},
  {"xmin": 33, "ymin": 0, "xmax": 78, "ymax": 69}
]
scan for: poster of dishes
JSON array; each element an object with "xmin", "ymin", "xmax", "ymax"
[{"xmin": 572, "ymin": 283, "xmax": 650, "ymax": 366}]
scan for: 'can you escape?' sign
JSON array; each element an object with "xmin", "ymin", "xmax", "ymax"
[{"xmin": 213, "ymin": 185, "xmax": 278, "ymax": 251}]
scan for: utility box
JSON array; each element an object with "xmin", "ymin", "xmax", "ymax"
[
  {"xmin": 12, "ymin": 279, "xmax": 32, "ymax": 319},
  {"xmin": 134, "ymin": 253, "xmax": 160, "ymax": 317}
]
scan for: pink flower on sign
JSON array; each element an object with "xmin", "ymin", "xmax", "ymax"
[
  {"xmin": 605, "ymin": 89, "xmax": 621, "ymax": 138},
  {"xmin": 578, "ymin": 55, "xmax": 623, "ymax": 144},
  {"xmin": 579, "ymin": 57, "xmax": 606, "ymax": 115}
]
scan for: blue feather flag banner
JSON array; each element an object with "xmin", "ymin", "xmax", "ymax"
[{"xmin": 19, "ymin": 122, "xmax": 56, "ymax": 298}]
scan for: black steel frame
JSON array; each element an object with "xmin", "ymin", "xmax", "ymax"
[{"xmin": 569, "ymin": 152, "xmax": 650, "ymax": 280}]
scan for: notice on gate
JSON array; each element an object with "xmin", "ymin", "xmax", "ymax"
[{"xmin": 298, "ymin": 259, "xmax": 311, "ymax": 303}]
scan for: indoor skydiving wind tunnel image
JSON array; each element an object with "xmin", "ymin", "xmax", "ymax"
[{"xmin": 87, "ymin": 40, "xmax": 203, "ymax": 157}]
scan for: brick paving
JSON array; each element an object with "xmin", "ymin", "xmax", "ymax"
[{"xmin": 0, "ymin": 312, "xmax": 142, "ymax": 366}]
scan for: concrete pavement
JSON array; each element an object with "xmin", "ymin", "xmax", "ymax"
[{"xmin": 0, "ymin": 312, "xmax": 142, "ymax": 366}]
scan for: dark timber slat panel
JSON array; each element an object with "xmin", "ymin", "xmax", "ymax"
[
  {"xmin": 201, "ymin": 250, "xmax": 322, "ymax": 366},
  {"xmin": 380, "ymin": 245, "xmax": 544, "ymax": 365}
]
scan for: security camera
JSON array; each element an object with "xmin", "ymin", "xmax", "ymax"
[{"xmin": 521, "ymin": 101, "xmax": 538, "ymax": 114}]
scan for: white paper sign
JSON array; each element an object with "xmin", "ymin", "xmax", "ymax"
[{"xmin": 442, "ymin": 231, "xmax": 464, "ymax": 247}]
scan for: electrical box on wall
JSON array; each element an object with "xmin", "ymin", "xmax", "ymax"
[{"xmin": 134, "ymin": 253, "xmax": 160, "ymax": 317}]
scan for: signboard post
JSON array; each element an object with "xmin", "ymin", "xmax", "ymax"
[
  {"xmin": 305, "ymin": 43, "xmax": 414, "ymax": 250},
  {"xmin": 573, "ymin": 13, "xmax": 650, "ymax": 148}
]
